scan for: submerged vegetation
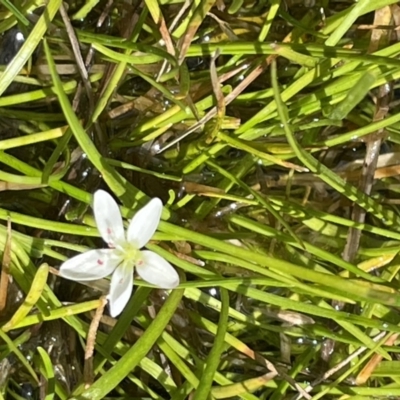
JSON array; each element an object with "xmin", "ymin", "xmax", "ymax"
[{"xmin": 2, "ymin": 0, "xmax": 400, "ymax": 398}]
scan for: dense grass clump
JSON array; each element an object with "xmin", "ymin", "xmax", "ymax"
[{"xmin": 1, "ymin": 0, "xmax": 400, "ymax": 399}]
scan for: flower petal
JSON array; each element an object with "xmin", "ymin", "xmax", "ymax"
[
  {"xmin": 127, "ymin": 198, "xmax": 163, "ymax": 248},
  {"xmin": 108, "ymin": 263, "xmax": 133, "ymax": 317},
  {"xmin": 93, "ymin": 190, "xmax": 125, "ymax": 247},
  {"xmin": 59, "ymin": 249, "xmax": 120, "ymax": 281},
  {"xmin": 137, "ymin": 250, "xmax": 179, "ymax": 289}
]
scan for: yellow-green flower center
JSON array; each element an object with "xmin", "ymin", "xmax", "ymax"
[{"xmin": 115, "ymin": 242, "xmax": 142, "ymax": 266}]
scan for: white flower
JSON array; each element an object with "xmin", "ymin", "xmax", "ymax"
[{"xmin": 59, "ymin": 190, "xmax": 179, "ymax": 317}]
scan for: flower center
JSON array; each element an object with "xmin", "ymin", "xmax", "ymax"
[{"xmin": 115, "ymin": 242, "xmax": 142, "ymax": 266}]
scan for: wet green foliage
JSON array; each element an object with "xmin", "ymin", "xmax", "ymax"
[{"xmin": 1, "ymin": 0, "xmax": 400, "ymax": 399}]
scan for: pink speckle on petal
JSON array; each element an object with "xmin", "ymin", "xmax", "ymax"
[
  {"xmin": 97, "ymin": 259, "xmax": 104, "ymax": 266},
  {"xmin": 107, "ymin": 227, "xmax": 113, "ymax": 235},
  {"xmin": 137, "ymin": 260, "xmax": 144, "ymax": 266}
]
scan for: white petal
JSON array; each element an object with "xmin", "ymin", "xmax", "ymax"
[
  {"xmin": 59, "ymin": 249, "xmax": 120, "ymax": 281},
  {"xmin": 137, "ymin": 250, "xmax": 179, "ymax": 289},
  {"xmin": 127, "ymin": 198, "xmax": 163, "ymax": 248},
  {"xmin": 93, "ymin": 190, "xmax": 125, "ymax": 247},
  {"xmin": 109, "ymin": 263, "xmax": 133, "ymax": 317}
]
